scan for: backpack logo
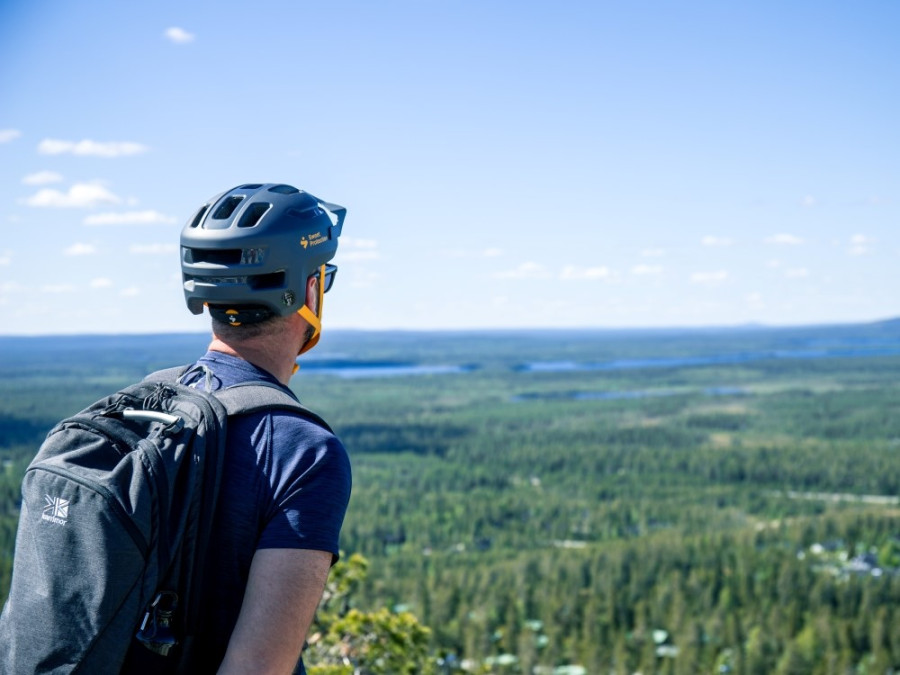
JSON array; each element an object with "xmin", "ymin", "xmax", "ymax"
[{"xmin": 42, "ymin": 495, "xmax": 69, "ymax": 525}]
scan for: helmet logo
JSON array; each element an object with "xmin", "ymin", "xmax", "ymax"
[
  {"xmin": 282, "ymin": 291, "xmax": 296, "ymax": 307},
  {"xmin": 300, "ymin": 231, "xmax": 328, "ymax": 249}
]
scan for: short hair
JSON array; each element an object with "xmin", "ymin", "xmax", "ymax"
[{"xmin": 211, "ymin": 313, "xmax": 291, "ymax": 343}]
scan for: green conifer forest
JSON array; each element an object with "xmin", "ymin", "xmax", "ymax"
[{"xmin": 1, "ymin": 322, "xmax": 899, "ymax": 673}]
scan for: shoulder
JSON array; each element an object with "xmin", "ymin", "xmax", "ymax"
[
  {"xmin": 270, "ymin": 409, "xmax": 349, "ymax": 472},
  {"xmin": 239, "ymin": 407, "xmax": 350, "ymax": 471},
  {"xmin": 250, "ymin": 405, "xmax": 338, "ymax": 443}
]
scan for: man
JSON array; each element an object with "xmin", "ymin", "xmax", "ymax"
[{"xmin": 175, "ymin": 183, "xmax": 352, "ymax": 674}]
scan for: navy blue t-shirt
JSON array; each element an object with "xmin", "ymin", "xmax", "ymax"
[{"xmin": 183, "ymin": 352, "xmax": 351, "ymax": 673}]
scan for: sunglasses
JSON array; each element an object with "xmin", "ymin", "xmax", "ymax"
[{"xmin": 317, "ymin": 263, "xmax": 338, "ymax": 293}]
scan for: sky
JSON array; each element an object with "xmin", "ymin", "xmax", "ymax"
[{"xmin": 1, "ymin": 0, "xmax": 897, "ymax": 335}]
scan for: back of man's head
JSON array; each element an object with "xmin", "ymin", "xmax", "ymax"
[{"xmin": 179, "ymin": 183, "xmax": 346, "ymax": 355}]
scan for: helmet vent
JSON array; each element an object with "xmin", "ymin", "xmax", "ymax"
[
  {"xmin": 186, "ymin": 248, "xmax": 242, "ymax": 265},
  {"xmin": 288, "ymin": 207, "xmax": 322, "ymax": 221},
  {"xmin": 268, "ymin": 184, "xmax": 300, "ymax": 195},
  {"xmin": 238, "ymin": 202, "xmax": 271, "ymax": 228},
  {"xmin": 249, "ymin": 271, "xmax": 286, "ymax": 290},
  {"xmin": 212, "ymin": 196, "xmax": 244, "ymax": 220},
  {"xmin": 239, "ymin": 184, "xmax": 263, "ymax": 189},
  {"xmin": 188, "ymin": 205, "xmax": 209, "ymax": 229}
]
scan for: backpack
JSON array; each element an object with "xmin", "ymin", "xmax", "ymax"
[{"xmin": 0, "ymin": 365, "xmax": 331, "ymax": 674}]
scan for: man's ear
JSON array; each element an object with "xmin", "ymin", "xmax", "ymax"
[{"xmin": 305, "ymin": 274, "xmax": 319, "ymax": 313}]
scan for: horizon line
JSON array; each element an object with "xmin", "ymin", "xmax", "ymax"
[{"xmin": 1, "ymin": 316, "xmax": 898, "ymax": 339}]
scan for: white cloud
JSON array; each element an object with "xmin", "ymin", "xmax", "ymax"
[
  {"xmin": 25, "ymin": 183, "xmax": 121, "ymax": 208},
  {"xmin": 0, "ymin": 250, "xmax": 11, "ymax": 266},
  {"xmin": 42, "ymin": 284, "xmax": 76, "ymax": 294},
  {"xmin": 120, "ymin": 287, "xmax": 141, "ymax": 297},
  {"xmin": 85, "ymin": 210, "xmax": 177, "ymax": 226},
  {"xmin": 23, "ymin": 170, "xmax": 63, "ymax": 185},
  {"xmin": 338, "ymin": 237, "xmax": 380, "ymax": 262},
  {"xmin": 640, "ymin": 248, "xmax": 665, "ymax": 258},
  {"xmin": 64, "ymin": 243, "xmax": 97, "ymax": 256},
  {"xmin": 801, "ymin": 195, "xmax": 816, "ymax": 208},
  {"xmin": 342, "ymin": 237, "xmax": 378, "ymax": 249},
  {"xmin": 746, "ymin": 292, "xmax": 765, "ymax": 308},
  {"xmin": 560, "ymin": 265, "xmax": 612, "ymax": 281},
  {"xmin": 631, "ymin": 264, "xmax": 663, "ymax": 276},
  {"xmin": 90, "ymin": 278, "xmax": 113, "ymax": 289},
  {"xmin": 164, "ymin": 27, "xmax": 195, "ymax": 44},
  {"xmin": 0, "ymin": 129, "xmax": 21, "ymax": 143},
  {"xmin": 785, "ymin": 268, "xmax": 810, "ymax": 278},
  {"xmin": 130, "ymin": 244, "xmax": 178, "ymax": 255},
  {"xmin": 691, "ymin": 270, "xmax": 728, "ymax": 284},
  {"xmin": 701, "ymin": 236, "xmax": 733, "ymax": 247},
  {"xmin": 495, "ymin": 262, "xmax": 550, "ymax": 280},
  {"xmin": 765, "ymin": 233, "xmax": 804, "ymax": 245},
  {"xmin": 482, "ymin": 248, "xmax": 504, "ymax": 258},
  {"xmin": 38, "ymin": 138, "xmax": 149, "ymax": 157},
  {"xmin": 848, "ymin": 234, "xmax": 875, "ymax": 256}
]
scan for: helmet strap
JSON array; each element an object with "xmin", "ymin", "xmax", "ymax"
[{"xmin": 296, "ymin": 264, "xmax": 326, "ymax": 356}]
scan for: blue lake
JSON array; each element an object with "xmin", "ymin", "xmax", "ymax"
[
  {"xmin": 515, "ymin": 345, "xmax": 900, "ymax": 374},
  {"xmin": 295, "ymin": 339, "xmax": 900, "ymax": 379}
]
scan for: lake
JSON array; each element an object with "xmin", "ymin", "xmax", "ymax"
[{"xmin": 298, "ymin": 342, "xmax": 900, "ymax": 379}]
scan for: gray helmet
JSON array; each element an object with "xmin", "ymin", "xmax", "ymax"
[{"xmin": 180, "ymin": 183, "xmax": 346, "ymax": 318}]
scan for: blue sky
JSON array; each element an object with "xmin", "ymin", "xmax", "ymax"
[{"xmin": 1, "ymin": 0, "xmax": 897, "ymax": 335}]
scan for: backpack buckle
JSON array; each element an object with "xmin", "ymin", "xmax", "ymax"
[{"xmin": 136, "ymin": 591, "xmax": 179, "ymax": 656}]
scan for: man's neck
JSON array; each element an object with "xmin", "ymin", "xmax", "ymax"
[{"xmin": 208, "ymin": 337, "xmax": 296, "ymax": 385}]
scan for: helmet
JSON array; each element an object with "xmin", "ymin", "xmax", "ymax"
[{"xmin": 180, "ymin": 183, "xmax": 346, "ymax": 320}]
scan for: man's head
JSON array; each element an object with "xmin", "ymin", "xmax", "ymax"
[{"xmin": 180, "ymin": 183, "xmax": 345, "ymax": 354}]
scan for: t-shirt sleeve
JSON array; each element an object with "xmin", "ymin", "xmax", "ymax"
[{"xmin": 256, "ymin": 414, "xmax": 352, "ymax": 562}]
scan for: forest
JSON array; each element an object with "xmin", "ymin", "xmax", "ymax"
[{"xmin": 1, "ymin": 320, "xmax": 900, "ymax": 674}]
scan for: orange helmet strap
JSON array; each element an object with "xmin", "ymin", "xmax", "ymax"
[{"xmin": 296, "ymin": 265, "xmax": 326, "ymax": 356}]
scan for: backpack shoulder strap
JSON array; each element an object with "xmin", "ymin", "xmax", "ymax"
[
  {"xmin": 214, "ymin": 381, "xmax": 334, "ymax": 434},
  {"xmin": 144, "ymin": 365, "xmax": 333, "ymax": 433}
]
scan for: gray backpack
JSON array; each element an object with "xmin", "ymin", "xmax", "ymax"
[{"xmin": 0, "ymin": 366, "xmax": 330, "ymax": 674}]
